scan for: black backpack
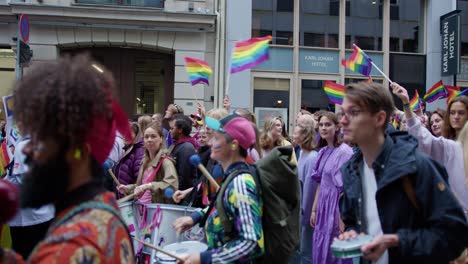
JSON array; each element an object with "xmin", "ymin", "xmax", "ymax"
[{"xmin": 216, "ymin": 146, "xmax": 300, "ymax": 263}]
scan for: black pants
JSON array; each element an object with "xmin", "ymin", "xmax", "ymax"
[{"xmin": 9, "ymin": 220, "xmax": 51, "ymax": 260}]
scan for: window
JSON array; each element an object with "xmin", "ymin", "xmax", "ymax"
[
  {"xmin": 304, "ymin": 33, "xmax": 325, "ymax": 47},
  {"xmin": 390, "ymin": 53, "xmax": 426, "ymax": 108},
  {"xmin": 277, "ymin": 0, "xmax": 293, "ymax": 12},
  {"xmin": 252, "ymin": 0, "xmax": 294, "ymax": 45},
  {"xmin": 301, "ymin": 79, "xmax": 335, "ymax": 112},
  {"xmin": 254, "ymin": 78, "xmax": 290, "ymax": 113},
  {"xmin": 459, "ymin": 0, "xmax": 468, "ymax": 56},
  {"xmin": 346, "ymin": 1, "xmax": 382, "ymax": 51},
  {"xmin": 389, "ymin": 0, "xmax": 422, "ymax": 53},
  {"xmin": 329, "ymin": 0, "xmax": 350, "ymax": 16},
  {"xmin": 300, "ymin": 0, "xmax": 339, "ymax": 48}
]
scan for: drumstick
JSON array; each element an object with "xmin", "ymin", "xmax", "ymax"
[
  {"xmin": 189, "ymin": 154, "xmax": 220, "ymax": 191},
  {"xmin": 133, "ymin": 237, "xmax": 185, "ymax": 262},
  {"xmin": 117, "ymin": 193, "xmax": 136, "ymax": 203},
  {"xmin": 108, "ymin": 169, "xmax": 120, "ymax": 186}
]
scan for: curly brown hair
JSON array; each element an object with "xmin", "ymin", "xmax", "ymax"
[{"xmin": 14, "ymin": 54, "xmax": 115, "ymax": 146}]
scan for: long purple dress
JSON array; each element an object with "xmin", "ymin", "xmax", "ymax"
[{"xmin": 311, "ymin": 143, "xmax": 353, "ymax": 264}]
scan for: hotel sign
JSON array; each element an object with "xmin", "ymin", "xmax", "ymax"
[{"xmin": 440, "ymin": 10, "xmax": 461, "ymax": 76}]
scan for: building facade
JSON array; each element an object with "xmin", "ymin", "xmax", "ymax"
[
  {"xmin": 250, "ymin": 0, "xmax": 468, "ymax": 132},
  {"xmin": 0, "ymin": 0, "xmax": 467, "ymax": 131},
  {"xmin": 0, "ymin": 0, "xmax": 223, "ymax": 118}
]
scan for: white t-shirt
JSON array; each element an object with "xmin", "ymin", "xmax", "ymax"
[
  {"xmin": 362, "ymin": 163, "xmax": 388, "ymax": 264},
  {"xmin": 6, "ymin": 138, "xmax": 55, "ymax": 226}
]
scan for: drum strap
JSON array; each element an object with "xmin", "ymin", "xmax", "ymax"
[
  {"xmin": 144, "ymin": 155, "xmax": 170, "ymax": 185},
  {"xmin": 136, "ymin": 204, "xmax": 163, "ymax": 255}
]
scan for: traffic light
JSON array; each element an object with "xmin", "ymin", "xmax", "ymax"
[{"xmin": 19, "ymin": 39, "xmax": 33, "ymax": 65}]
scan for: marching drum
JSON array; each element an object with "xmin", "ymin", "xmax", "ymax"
[
  {"xmin": 155, "ymin": 241, "xmax": 208, "ymax": 263},
  {"xmin": 118, "ymin": 201, "xmax": 140, "ymax": 251},
  {"xmin": 135, "ymin": 203, "xmax": 205, "ymax": 255}
]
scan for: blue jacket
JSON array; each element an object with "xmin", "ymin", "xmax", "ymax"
[{"xmin": 340, "ymin": 132, "xmax": 468, "ymax": 263}]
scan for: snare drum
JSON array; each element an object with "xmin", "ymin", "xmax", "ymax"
[
  {"xmin": 155, "ymin": 241, "xmax": 208, "ymax": 263},
  {"xmin": 136, "ymin": 203, "xmax": 205, "ymax": 255}
]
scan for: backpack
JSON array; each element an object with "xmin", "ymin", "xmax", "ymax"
[{"xmin": 216, "ymin": 146, "xmax": 300, "ymax": 263}]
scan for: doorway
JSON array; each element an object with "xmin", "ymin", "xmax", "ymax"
[{"xmin": 61, "ymin": 47, "xmax": 174, "ymax": 118}]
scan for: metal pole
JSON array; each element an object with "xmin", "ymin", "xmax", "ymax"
[{"xmin": 15, "ymin": 30, "xmax": 22, "ymax": 80}]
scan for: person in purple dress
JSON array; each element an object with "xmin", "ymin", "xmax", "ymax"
[
  {"xmin": 310, "ymin": 112, "xmax": 353, "ymax": 264},
  {"xmin": 292, "ymin": 114, "xmax": 319, "ymax": 264}
]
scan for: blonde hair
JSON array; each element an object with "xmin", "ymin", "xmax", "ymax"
[
  {"xmin": 138, "ymin": 115, "xmax": 153, "ymax": 136},
  {"xmin": 260, "ymin": 117, "xmax": 284, "ymax": 150},
  {"xmin": 205, "ymin": 108, "xmax": 229, "ymax": 120},
  {"xmin": 457, "ymin": 122, "xmax": 468, "ymax": 189}
]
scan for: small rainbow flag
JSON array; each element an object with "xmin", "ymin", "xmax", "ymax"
[
  {"xmin": 423, "ymin": 80, "xmax": 446, "ymax": 103},
  {"xmin": 0, "ymin": 140, "xmax": 11, "ymax": 176},
  {"xmin": 323, "ymin": 81, "xmax": 345, "ymax": 105},
  {"xmin": 230, "ymin": 36, "xmax": 272, "ymax": 74},
  {"xmin": 184, "ymin": 57, "xmax": 212, "ymax": 86},
  {"xmin": 341, "ymin": 44, "xmax": 373, "ymax": 77},
  {"xmin": 446, "ymin": 85, "xmax": 461, "ymax": 104},
  {"xmin": 392, "ymin": 114, "xmax": 399, "ymax": 129},
  {"xmin": 410, "ymin": 90, "xmax": 422, "ymax": 111}
]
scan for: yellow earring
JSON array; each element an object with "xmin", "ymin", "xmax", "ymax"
[
  {"xmin": 231, "ymin": 144, "xmax": 237, "ymax": 150},
  {"xmin": 74, "ymin": 149, "xmax": 82, "ymax": 160}
]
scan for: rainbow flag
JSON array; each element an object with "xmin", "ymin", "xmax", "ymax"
[
  {"xmin": 446, "ymin": 85, "xmax": 461, "ymax": 104},
  {"xmin": 392, "ymin": 114, "xmax": 399, "ymax": 129},
  {"xmin": 230, "ymin": 36, "xmax": 272, "ymax": 74},
  {"xmin": 341, "ymin": 44, "xmax": 373, "ymax": 76},
  {"xmin": 0, "ymin": 141, "xmax": 11, "ymax": 176},
  {"xmin": 323, "ymin": 81, "xmax": 345, "ymax": 105},
  {"xmin": 410, "ymin": 90, "xmax": 422, "ymax": 111},
  {"xmin": 184, "ymin": 57, "xmax": 212, "ymax": 86},
  {"xmin": 423, "ymin": 80, "xmax": 446, "ymax": 103}
]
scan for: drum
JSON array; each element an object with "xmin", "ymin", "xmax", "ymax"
[
  {"xmin": 330, "ymin": 234, "xmax": 373, "ymax": 259},
  {"xmin": 118, "ymin": 201, "xmax": 140, "ymax": 252},
  {"xmin": 155, "ymin": 241, "xmax": 208, "ymax": 263},
  {"xmin": 135, "ymin": 203, "xmax": 205, "ymax": 255}
]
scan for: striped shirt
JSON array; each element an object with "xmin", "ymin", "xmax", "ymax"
[{"xmin": 195, "ymin": 162, "xmax": 264, "ymax": 264}]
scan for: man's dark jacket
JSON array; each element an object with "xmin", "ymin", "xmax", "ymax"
[
  {"xmin": 170, "ymin": 137, "xmax": 198, "ymax": 191},
  {"xmin": 340, "ymin": 132, "xmax": 468, "ymax": 263}
]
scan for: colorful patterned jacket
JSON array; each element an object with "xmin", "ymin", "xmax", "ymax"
[
  {"xmin": 29, "ymin": 183, "xmax": 134, "ymax": 264},
  {"xmin": 191, "ymin": 162, "xmax": 264, "ymax": 264}
]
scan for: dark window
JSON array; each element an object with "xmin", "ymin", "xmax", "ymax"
[
  {"xmin": 328, "ymin": 34, "xmax": 339, "ymax": 48},
  {"xmin": 379, "ymin": 0, "xmax": 399, "ymax": 20},
  {"xmin": 252, "ymin": 29, "xmax": 273, "ymax": 39},
  {"xmin": 345, "ymin": 35, "xmax": 352, "ymax": 49},
  {"xmin": 301, "ymin": 80, "xmax": 335, "ymax": 112},
  {"xmin": 389, "ymin": 0, "xmax": 421, "ymax": 53},
  {"xmin": 301, "ymin": 0, "xmax": 339, "ymax": 48},
  {"xmin": 346, "ymin": 1, "xmax": 382, "ymax": 50},
  {"xmin": 390, "ymin": 37, "xmax": 400, "ymax": 52},
  {"xmin": 390, "ymin": 53, "xmax": 426, "ymax": 109},
  {"xmin": 459, "ymin": 0, "xmax": 468, "ymax": 56},
  {"xmin": 329, "ymin": 0, "xmax": 350, "ymax": 16},
  {"xmin": 276, "ymin": 31, "xmax": 293, "ymax": 45},
  {"xmin": 304, "ymin": 33, "xmax": 325, "ymax": 47},
  {"xmin": 277, "ymin": 0, "xmax": 293, "ymax": 12},
  {"xmin": 403, "ymin": 39, "xmax": 417, "ymax": 53},
  {"xmin": 462, "ymin": 43, "xmax": 468, "ymax": 56},
  {"xmin": 355, "ymin": 36, "xmax": 375, "ymax": 50}
]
